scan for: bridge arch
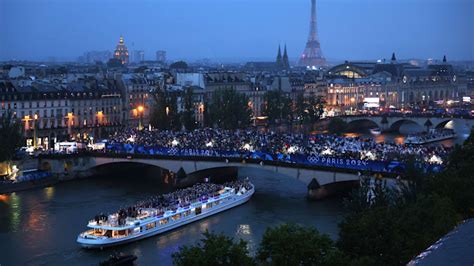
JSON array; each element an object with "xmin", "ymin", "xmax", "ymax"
[
  {"xmin": 346, "ymin": 119, "xmax": 380, "ymax": 132},
  {"xmin": 389, "ymin": 119, "xmax": 424, "ymax": 133},
  {"xmin": 435, "ymin": 119, "xmax": 453, "ymax": 129}
]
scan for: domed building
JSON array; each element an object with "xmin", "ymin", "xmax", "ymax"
[{"xmin": 114, "ymin": 36, "xmax": 129, "ymax": 65}]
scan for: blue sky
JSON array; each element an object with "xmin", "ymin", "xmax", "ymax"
[{"xmin": 0, "ymin": 0, "xmax": 473, "ymax": 62}]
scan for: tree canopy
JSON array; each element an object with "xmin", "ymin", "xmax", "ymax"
[
  {"xmin": 208, "ymin": 89, "xmax": 252, "ymax": 129},
  {"xmin": 257, "ymin": 223, "xmax": 346, "ymax": 266},
  {"xmin": 337, "ymin": 130, "xmax": 474, "ymax": 265},
  {"xmin": 170, "ymin": 61, "xmax": 188, "ymax": 70},
  {"xmin": 172, "ymin": 230, "xmax": 255, "ymax": 266},
  {"xmin": 0, "ymin": 113, "xmax": 23, "ymax": 162},
  {"xmin": 263, "ymin": 90, "xmax": 292, "ymax": 125}
]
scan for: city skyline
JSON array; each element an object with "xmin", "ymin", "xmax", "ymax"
[{"xmin": 0, "ymin": 0, "xmax": 473, "ymax": 62}]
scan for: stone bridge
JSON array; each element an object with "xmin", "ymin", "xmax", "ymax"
[
  {"xmin": 38, "ymin": 153, "xmax": 363, "ymax": 199},
  {"xmin": 340, "ymin": 116, "xmax": 474, "ymax": 134}
]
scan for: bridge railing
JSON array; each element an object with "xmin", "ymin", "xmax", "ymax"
[
  {"xmin": 40, "ymin": 143, "xmax": 444, "ymax": 176},
  {"xmin": 338, "ymin": 113, "xmax": 473, "ymax": 119}
]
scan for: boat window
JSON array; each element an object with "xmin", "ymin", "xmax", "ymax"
[
  {"xmin": 159, "ymin": 218, "xmax": 169, "ymax": 225},
  {"xmin": 195, "ymin": 207, "xmax": 202, "ymax": 215},
  {"xmin": 172, "ymin": 214, "xmax": 181, "ymax": 221},
  {"xmin": 146, "ymin": 222, "xmax": 156, "ymax": 230},
  {"xmin": 183, "ymin": 210, "xmax": 192, "ymax": 217}
]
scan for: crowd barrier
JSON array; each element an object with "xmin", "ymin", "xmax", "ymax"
[{"xmin": 104, "ymin": 143, "xmax": 444, "ymax": 174}]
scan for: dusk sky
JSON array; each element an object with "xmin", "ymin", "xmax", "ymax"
[{"xmin": 1, "ymin": 0, "xmax": 473, "ymax": 62}]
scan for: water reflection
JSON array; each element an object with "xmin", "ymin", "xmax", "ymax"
[
  {"xmin": 9, "ymin": 192, "xmax": 21, "ymax": 232},
  {"xmin": 238, "ymin": 224, "xmax": 251, "ymax": 235},
  {"xmin": 344, "ymin": 132, "xmax": 406, "ymax": 144},
  {"xmin": 0, "ymin": 166, "xmax": 343, "ymax": 265},
  {"xmin": 44, "ymin": 186, "xmax": 54, "ymax": 200}
]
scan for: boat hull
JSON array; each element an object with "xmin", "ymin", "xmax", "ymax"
[
  {"xmin": 77, "ymin": 187, "xmax": 254, "ymax": 249},
  {"xmin": 405, "ymin": 135, "xmax": 456, "ymax": 145}
]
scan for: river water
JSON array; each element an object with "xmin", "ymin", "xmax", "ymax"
[{"xmin": 0, "ymin": 167, "xmax": 344, "ymax": 266}]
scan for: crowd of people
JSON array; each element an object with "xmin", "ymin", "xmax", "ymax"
[
  {"xmin": 107, "ymin": 128, "xmax": 451, "ymax": 164},
  {"xmin": 94, "ymin": 180, "xmax": 252, "ymax": 226}
]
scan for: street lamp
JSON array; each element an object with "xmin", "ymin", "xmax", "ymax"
[
  {"xmin": 96, "ymin": 111, "xmax": 104, "ymax": 125},
  {"xmin": 67, "ymin": 112, "xmax": 74, "ymax": 138},
  {"xmin": 137, "ymin": 105, "xmax": 144, "ymax": 130},
  {"xmin": 22, "ymin": 115, "xmax": 32, "ymax": 147},
  {"xmin": 31, "ymin": 113, "xmax": 39, "ymax": 148}
]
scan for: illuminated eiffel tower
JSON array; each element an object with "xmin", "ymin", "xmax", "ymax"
[{"xmin": 299, "ymin": 0, "xmax": 326, "ymax": 67}]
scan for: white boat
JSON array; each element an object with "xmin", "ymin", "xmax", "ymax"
[
  {"xmin": 405, "ymin": 130, "xmax": 456, "ymax": 145},
  {"xmin": 77, "ymin": 182, "xmax": 254, "ymax": 249},
  {"xmin": 370, "ymin": 128, "xmax": 382, "ymax": 135}
]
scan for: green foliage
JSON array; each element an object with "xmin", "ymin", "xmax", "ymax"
[
  {"xmin": 424, "ymin": 139, "xmax": 474, "ymax": 218},
  {"xmin": 327, "ymin": 118, "xmax": 348, "ymax": 135},
  {"xmin": 338, "ymin": 132, "xmax": 474, "ymax": 265},
  {"xmin": 0, "ymin": 113, "xmax": 23, "ymax": 162},
  {"xmin": 172, "ymin": 230, "xmax": 255, "ymax": 266},
  {"xmin": 170, "ymin": 61, "xmax": 188, "ymax": 70},
  {"xmin": 295, "ymin": 93, "xmax": 326, "ymax": 125},
  {"xmin": 181, "ymin": 87, "xmax": 196, "ymax": 130},
  {"xmin": 150, "ymin": 88, "xmax": 181, "ymax": 130},
  {"xmin": 343, "ymin": 177, "xmax": 398, "ymax": 214},
  {"xmin": 338, "ymin": 195, "xmax": 458, "ymax": 265},
  {"xmin": 263, "ymin": 90, "xmax": 292, "ymax": 125},
  {"xmin": 150, "ymin": 88, "xmax": 170, "ymax": 130},
  {"xmin": 208, "ymin": 89, "xmax": 252, "ymax": 129},
  {"xmin": 257, "ymin": 223, "xmax": 345, "ymax": 266}
]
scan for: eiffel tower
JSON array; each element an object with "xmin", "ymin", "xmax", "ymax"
[{"xmin": 299, "ymin": 0, "xmax": 326, "ymax": 67}]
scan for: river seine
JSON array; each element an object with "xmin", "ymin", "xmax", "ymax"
[{"xmin": 0, "ymin": 167, "xmax": 344, "ymax": 265}]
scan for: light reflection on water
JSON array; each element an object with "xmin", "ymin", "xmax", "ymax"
[{"xmin": 0, "ymin": 168, "xmax": 344, "ymax": 265}]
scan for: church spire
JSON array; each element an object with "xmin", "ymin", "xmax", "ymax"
[
  {"xmin": 443, "ymin": 55, "xmax": 447, "ymax": 63},
  {"xmin": 276, "ymin": 45, "xmax": 283, "ymax": 69},
  {"xmin": 391, "ymin": 52, "xmax": 396, "ymax": 62},
  {"xmin": 283, "ymin": 44, "xmax": 290, "ymax": 69}
]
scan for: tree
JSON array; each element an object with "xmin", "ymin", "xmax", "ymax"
[
  {"xmin": 263, "ymin": 90, "xmax": 292, "ymax": 125},
  {"xmin": 172, "ymin": 230, "xmax": 255, "ymax": 266},
  {"xmin": 150, "ymin": 88, "xmax": 170, "ymax": 130},
  {"xmin": 208, "ymin": 89, "xmax": 251, "ymax": 130},
  {"xmin": 295, "ymin": 93, "xmax": 306, "ymax": 125},
  {"xmin": 168, "ymin": 93, "xmax": 181, "ymax": 130},
  {"xmin": 343, "ymin": 176, "xmax": 398, "ymax": 214},
  {"xmin": 181, "ymin": 87, "xmax": 196, "ymax": 130},
  {"xmin": 170, "ymin": 61, "xmax": 188, "ymax": 70},
  {"xmin": 257, "ymin": 223, "xmax": 346, "ymax": 266},
  {"xmin": 338, "ymin": 195, "xmax": 458, "ymax": 265},
  {"xmin": 202, "ymin": 100, "xmax": 212, "ymax": 128},
  {"xmin": 150, "ymin": 85, "xmax": 181, "ymax": 130},
  {"xmin": 327, "ymin": 118, "xmax": 348, "ymax": 135},
  {"xmin": 305, "ymin": 95, "xmax": 326, "ymax": 124},
  {"xmin": 424, "ymin": 131, "xmax": 474, "ymax": 218},
  {"xmin": 0, "ymin": 112, "xmax": 23, "ymax": 162}
]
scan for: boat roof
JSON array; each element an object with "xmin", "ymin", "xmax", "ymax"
[{"xmin": 87, "ymin": 188, "xmax": 236, "ymax": 230}]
